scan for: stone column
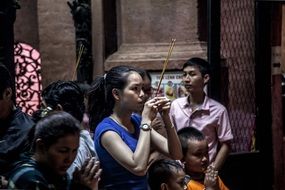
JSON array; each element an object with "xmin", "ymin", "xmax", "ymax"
[
  {"xmin": 91, "ymin": 0, "xmax": 105, "ymax": 76},
  {"xmin": 93, "ymin": 0, "xmax": 207, "ymax": 73},
  {"xmin": 38, "ymin": 0, "xmax": 76, "ymax": 87},
  {"xmin": 14, "ymin": 0, "xmax": 39, "ymax": 49}
]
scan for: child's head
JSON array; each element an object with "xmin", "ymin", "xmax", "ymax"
[
  {"xmin": 178, "ymin": 127, "xmax": 209, "ymax": 175},
  {"xmin": 148, "ymin": 159, "xmax": 186, "ymax": 190},
  {"xmin": 33, "ymin": 111, "xmax": 81, "ymax": 176},
  {"xmin": 42, "ymin": 80, "xmax": 85, "ymax": 122},
  {"xmin": 88, "ymin": 65, "xmax": 143, "ymax": 128},
  {"xmin": 182, "ymin": 58, "xmax": 210, "ymax": 93}
]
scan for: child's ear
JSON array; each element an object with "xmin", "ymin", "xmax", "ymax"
[{"xmin": 160, "ymin": 183, "xmax": 168, "ymax": 190}]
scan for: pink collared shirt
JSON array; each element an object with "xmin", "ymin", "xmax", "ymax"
[{"xmin": 170, "ymin": 96, "xmax": 233, "ymax": 162}]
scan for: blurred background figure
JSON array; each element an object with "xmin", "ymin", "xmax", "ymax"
[{"xmin": 0, "ymin": 64, "xmax": 34, "ymax": 188}]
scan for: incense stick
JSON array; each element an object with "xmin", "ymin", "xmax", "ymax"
[
  {"xmin": 155, "ymin": 38, "xmax": 176, "ymax": 96},
  {"xmin": 72, "ymin": 44, "xmax": 84, "ymax": 80}
]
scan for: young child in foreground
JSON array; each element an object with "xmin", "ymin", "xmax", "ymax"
[
  {"xmin": 148, "ymin": 159, "xmax": 187, "ymax": 190},
  {"xmin": 178, "ymin": 127, "xmax": 229, "ymax": 190}
]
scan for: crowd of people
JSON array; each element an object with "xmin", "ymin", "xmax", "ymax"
[{"xmin": 0, "ymin": 57, "xmax": 233, "ymax": 190}]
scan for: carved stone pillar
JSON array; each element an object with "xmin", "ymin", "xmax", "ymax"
[
  {"xmin": 92, "ymin": 0, "xmax": 207, "ymax": 74},
  {"xmin": 37, "ymin": 0, "xmax": 76, "ymax": 87},
  {"xmin": 68, "ymin": 0, "xmax": 93, "ymax": 83}
]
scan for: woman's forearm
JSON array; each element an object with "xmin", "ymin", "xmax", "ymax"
[
  {"xmin": 162, "ymin": 116, "xmax": 183, "ymax": 160},
  {"xmin": 131, "ymin": 120, "xmax": 152, "ymax": 175}
]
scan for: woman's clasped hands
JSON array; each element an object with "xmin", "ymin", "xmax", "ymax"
[{"xmin": 142, "ymin": 97, "xmax": 171, "ymax": 121}]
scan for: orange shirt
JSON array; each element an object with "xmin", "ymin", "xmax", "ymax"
[{"xmin": 187, "ymin": 176, "xmax": 229, "ymax": 190}]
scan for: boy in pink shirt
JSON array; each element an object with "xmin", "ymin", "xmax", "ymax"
[{"xmin": 170, "ymin": 57, "xmax": 233, "ymax": 170}]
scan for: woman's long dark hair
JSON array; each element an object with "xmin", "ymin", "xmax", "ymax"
[{"xmin": 87, "ymin": 65, "xmax": 139, "ymax": 130}]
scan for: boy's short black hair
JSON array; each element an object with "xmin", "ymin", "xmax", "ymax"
[
  {"xmin": 177, "ymin": 127, "xmax": 205, "ymax": 157},
  {"xmin": 182, "ymin": 57, "xmax": 211, "ymax": 77},
  {"xmin": 0, "ymin": 64, "xmax": 13, "ymax": 99},
  {"xmin": 148, "ymin": 159, "xmax": 184, "ymax": 190}
]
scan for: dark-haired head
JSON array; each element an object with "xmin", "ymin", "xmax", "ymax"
[
  {"xmin": 182, "ymin": 57, "xmax": 211, "ymax": 77},
  {"xmin": 32, "ymin": 111, "xmax": 80, "ymax": 176},
  {"xmin": 41, "ymin": 80, "xmax": 85, "ymax": 122},
  {"xmin": 33, "ymin": 111, "xmax": 81, "ymax": 151},
  {"xmin": 177, "ymin": 127, "xmax": 205, "ymax": 157},
  {"xmin": 73, "ymin": 81, "xmax": 91, "ymax": 111},
  {"xmin": 148, "ymin": 159, "xmax": 185, "ymax": 190},
  {"xmin": 73, "ymin": 81, "xmax": 91, "ymax": 96},
  {"xmin": 87, "ymin": 65, "xmax": 140, "ymax": 129},
  {"xmin": 137, "ymin": 68, "xmax": 152, "ymax": 83},
  {"xmin": 0, "ymin": 64, "xmax": 13, "ymax": 99}
]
